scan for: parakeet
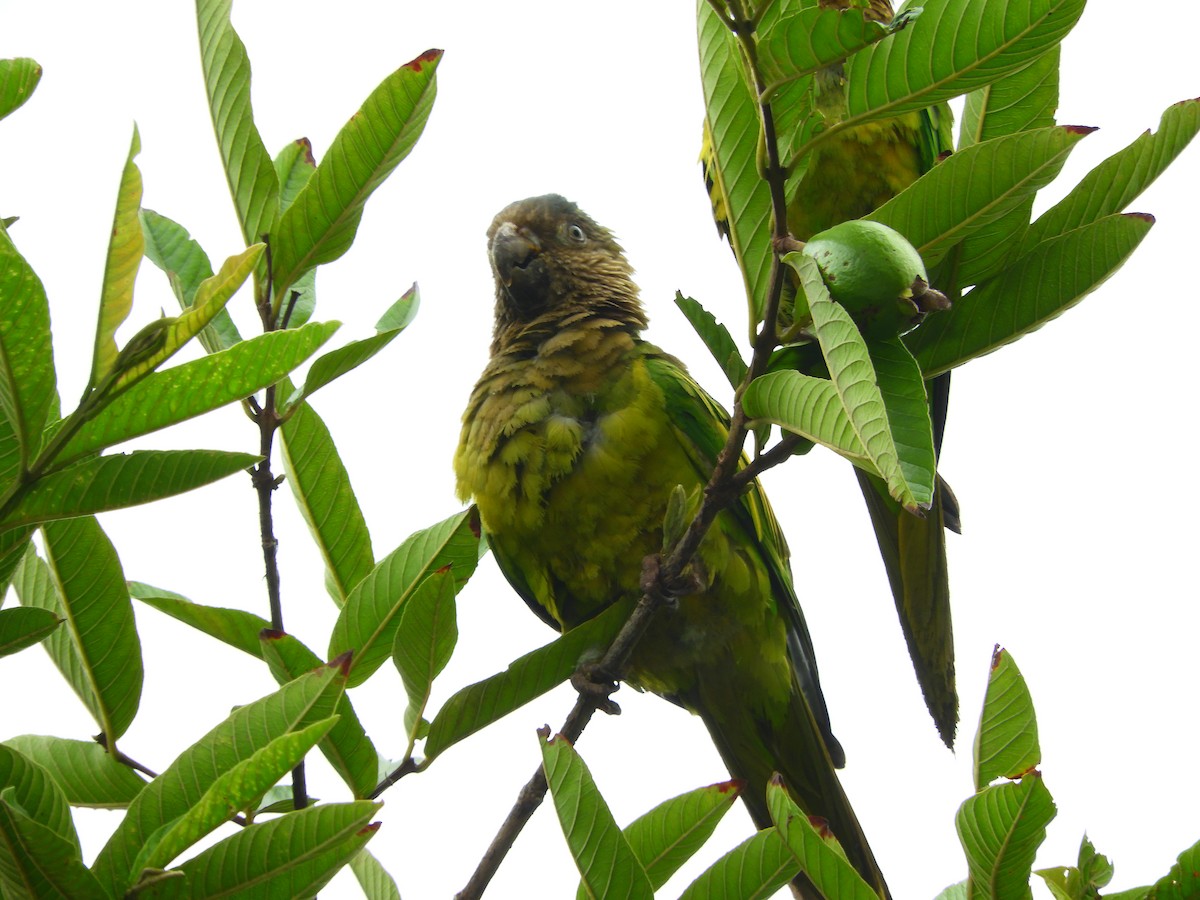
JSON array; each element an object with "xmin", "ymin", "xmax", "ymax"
[
  {"xmin": 456, "ymin": 194, "xmax": 888, "ymax": 897},
  {"xmin": 701, "ymin": 0, "xmax": 961, "ymax": 746}
]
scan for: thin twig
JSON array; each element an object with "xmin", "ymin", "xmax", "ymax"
[
  {"xmin": 368, "ymin": 757, "xmax": 421, "ymax": 800},
  {"xmin": 251, "ymin": 390, "xmax": 284, "ymax": 633},
  {"xmin": 247, "ymin": 239, "xmax": 307, "ymax": 812},
  {"xmin": 98, "ymin": 736, "xmax": 159, "ymax": 779}
]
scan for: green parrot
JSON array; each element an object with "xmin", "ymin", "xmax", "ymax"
[
  {"xmin": 456, "ymin": 194, "xmax": 888, "ymax": 897},
  {"xmin": 701, "ymin": 0, "xmax": 961, "ymax": 746}
]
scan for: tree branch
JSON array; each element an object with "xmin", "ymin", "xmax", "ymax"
[{"xmin": 247, "ymin": 238, "xmax": 306, "ymax": 812}]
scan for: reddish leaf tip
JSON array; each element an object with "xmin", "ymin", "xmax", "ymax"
[
  {"xmin": 1125, "ymin": 212, "xmax": 1156, "ymax": 224},
  {"xmin": 1062, "ymin": 125, "xmax": 1099, "ymax": 136},
  {"xmin": 329, "ymin": 650, "xmax": 354, "ymax": 674},
  {"xmin": 358, "ymin": 821, "xmax": 382, "ymax": 836},
  {"xmin": 406, "ymin": 49, "xmax": 443, "ymax": 72},
  {"xmin": 434, "ymin": 564, "xmax": 452, "ymax": 575},
  {"xmin": 808, "ymin": 814, "xmax": 834, "ymax": 839},
  {"xmin": 537, "ymin": 724, "xmax": 551, "ymax": 741},
  {"xmin": 990, "ymin": 644, "xmax": 1004, "ymax": 669},
  {"xmin": 293, "ymin": 137, "xmax": 315, "ymax": 167},
  {"xmin": 719, "ymin": 778, "xmax": 746, "ymax": 795}
]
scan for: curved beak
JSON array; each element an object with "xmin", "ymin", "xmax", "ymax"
[{"xmin": 490, "ymin": 221, "xmax": 541, "ymax": 285}]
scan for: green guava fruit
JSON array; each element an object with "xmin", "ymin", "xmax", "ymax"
[{"xmin": 803, "ymin": 220, "xmax": 949, "ymax": 336}]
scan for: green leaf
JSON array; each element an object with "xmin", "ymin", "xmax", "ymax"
[
  {"xmin": 906, "ymin": 213, "xmax": 1153, "ymax": 377},
  {"xmin": 18, "ymin": 519, "xmax": 142, "ymax": 742},
  {"xmin": 0, "ymin": 743, "xmax": 78, "ymax": 848},
  {"xmin": 90, "ymin": 662, "xmax": 347, "ymax": 896},
  {"xmin": 0, "ymin": 217, "xmax": 56, "ymax": 476},
  {"xmin": 786, "ymin": 252, "xmax": 930, "ymax": 509},
  {"xmin": 140, "ymin": 717, "xmax": 337, "ymax": 872},
  {"xmin": 140, "ymin": 208, "xmax": 242, "ymax": 353},
  {"xmin": 952, "ymin": 47, "xmax": 1060, "ymax": 286},
  {"xmin": 286, "ymin": 284, "xmax": 418, "ymax": 409},
  {"xmin": 90, "ymin": 126, "xmax": 144, "ymax": 386},
  {"xmin": 697, "ymin": 1, "xmax": 773, "ymax": 330},
  {"xmin": 0, "ymin": 449, "xmax": 259, "ymax": 530},
  {"xmin": 841, "ymin": 0, "xmax": 1085, "ymax": 126},
  {"xmin": 140, "ymin": 209, "xmax": 213, "ymax": 307},
  {"xmin": 956, "ymin": 774, "xmax": 1056, "ymax": 900},
  {"xmin": 1021, "ymin": 98, "xmax": 1200, "ymax": 251},
  {"xmin": 0, "ymin": 58, "xmax": 42, "ymax": 121},
  {"xmin": 279, "ymin": 393, "xmax": 374, "ymax": 607},
  {"xmin": 195, "ymin": 0, "xmax": 279, "ymax": 249},
  {"xmin": 1146, "ymin": 837, "xmax": 1200, "ymax": 899},
  {"xmin": 766, "ymin": 777, "xmax": 878, "ymax": 900},
  {"xmin": 674, "ymin": 293, "xmax": 747, "ymax": 392},
  {"xmin": 0, "ymin": 793, "xmax": 106, "ymax": 900},
  {"xmin": 271, "ymin": 50, "xmax": 440, "ymax": 298},
  {"xmin": 758, "ymin": 7, "xmax": 890, "ymax": 91},
  {"xmin": 933, "ymin": 881, "xmax": 969, "ymax": 900},
  {"xmin": 331, "ymin": 507, "xmax": 481, "ymax": 688},
  {"xmin": 1035, "ymin": 834, "xmax": 1114, "ymax": 900},
  {"xmin": 59, "ymin": 321, "xmax": 339, "ymax": 464},
  {"xmin": 742, "ymin": 370, "xmax": 872, "ymax": 468},
  {"xmin": 1, "ymin": 736, "xmax": 146, "ymax": 809},
  {"xmin": 110, "ymin": 243, "xmax": 265, "ymax": 390},
  {"xmin": 138, "ymin": 801, "xmax": 380, "ymax": 899},
  {"xmin": 612, "ymin": 780, "xmax": 742, "ymax": 893},
  {"xmin": 273, "ymin": 139, "xmax": 321, "ymax": 328},
  {"xmin": 865, "ymin": 336, "xmax": 936, "ymax": 511},
  {"xmin": 423, "ymin": 597, "xmax": 633, "ymax": 763},
  {"xmin": 259, "ymin": 630, "xmax": 380, "ymax": 800},
  {"xmin": 392, "ymin": 569, "xmax": 457, "ymax": 742},
  {"xmin": 0, "ymin": 528, "xmax": 32, "ymax": 592},
  {"xmin": 350, "ymin": 848, "xmax": 402, "ymax": 900},
  {"xmin": 375, "ymin": 284, "xmax": 420, "ymax": 332},
  {"xmin": 275, "ymin": 137, "xmax": 317, "ymax": 211},
  {"xmin": 541, "ymin": 732, "xmax": 654, "ymax": 900},
  {"xmin": 959, "ymin": 49, "xmax": 1060, "ymax": 151},
  {"xmin": 868, "ymin": 125, "xmax": 1092, "ymax": 269},
  {"xmin": 0, "ymin": 606, "xmax": 59, "ymax": 657},
  {"xmin": 974, "ymin": 646, "xmax": 1040, "ymax": 789},
  {"xmin": 130, "ymin": 582, "xmax": 270, "ymax": 656},
  {"xmin": 677, "ymin": 827, "xmax": 799, "ymax": 900}
]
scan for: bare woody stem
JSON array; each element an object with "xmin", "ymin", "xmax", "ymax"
[
  {"xmin": 248, "ymin": 241, "xmax": 307, "ymax": 812},
  {"xmin": 457, "ymin": 6, "xmax": 799, "ymax": 894}
]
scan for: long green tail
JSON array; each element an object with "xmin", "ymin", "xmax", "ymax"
[{"xmin": 695, "ymin": 673, "xmax": 889, "ymax": 898}]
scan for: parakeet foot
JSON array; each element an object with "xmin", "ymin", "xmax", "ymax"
[
  {"xmin": 570, "ymin": 663, "xmax": 621, "ymax": 716},
  {"xmin": 640, "ymin": 554, "xmax": 704, "ymax": 607}
]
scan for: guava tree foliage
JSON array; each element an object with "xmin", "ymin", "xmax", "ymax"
[
  {"xmin": 0, "ymin": 3, "xmax": 473, "ymax": 894},
  {"xmin": 0, "ymin": 0, "xmax": 1196, "ymax": 898}
]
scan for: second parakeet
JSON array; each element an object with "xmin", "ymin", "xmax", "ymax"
[{"xmin": 701, "ymin": 0, "xmax": 961, "ymax": 746}]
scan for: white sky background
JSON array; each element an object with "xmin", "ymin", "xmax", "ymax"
[{"xmin": 1, "ymin": 2, "xmax": 1198, "ymax": 898}]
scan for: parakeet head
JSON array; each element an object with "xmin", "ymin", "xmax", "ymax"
[{"xmin": 486, "ymin": 194, "xmax": 646, "ymax": 350}]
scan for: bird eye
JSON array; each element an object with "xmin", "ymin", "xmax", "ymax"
[{"xmin": 567, "ymin": 223, "xmax": 586, "ymax": 243}]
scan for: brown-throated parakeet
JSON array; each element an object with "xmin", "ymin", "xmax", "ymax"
[
  {"xmin": 701, "ymin": 0, "xmax": 961, "ymax": 746},
  {"xmin": 456, "ymin": 195, "xmax": 887, "ymax": 897}
]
